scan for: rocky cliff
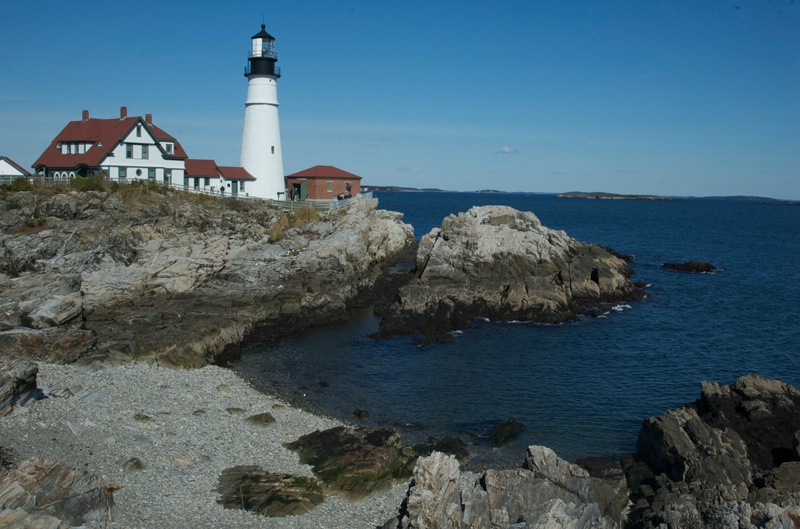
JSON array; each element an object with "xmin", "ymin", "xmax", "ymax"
[
  {"xmin": 376, "ymin": 205, "xmax": 644, "ymax": 340},
  {"xmin": 0, "ymin": 185, "xmax": 415, "ymax": 366}
]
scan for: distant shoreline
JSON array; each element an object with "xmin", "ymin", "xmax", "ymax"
[{"xmin": 363, "ymin": 186, "xmax": 798, "ymax": 204}]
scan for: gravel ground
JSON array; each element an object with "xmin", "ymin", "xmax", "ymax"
[{"xmin": 0, "ymin": 363, "xmax": 409, "ymax": 529}]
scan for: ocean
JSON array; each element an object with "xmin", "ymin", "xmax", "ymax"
[{"xmin": 232, "ymin": 192, "xmax": 800, "ymax": 468}]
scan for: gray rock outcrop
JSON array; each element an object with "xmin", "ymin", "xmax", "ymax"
[
  {"xmin": 376, "ymin": 206, "xmax": 643, "ymax": 340},
  {"xmin": 0, "ymin": 359, "xmax": 38, "ymax": 416},
  {"xmin": 628, "ymin": 373, "xmax": 800, "ymax": 528},
  {"xmin": 0, "ymin": 458, "xmax": 115, "ymax": 528},
  {"xmin": 387, "ymin": 446, "xmax": 628, "ymax": 529},
  {"xmin": 0, "ymin": 188, "xmax": 415, "ymax": 366}
]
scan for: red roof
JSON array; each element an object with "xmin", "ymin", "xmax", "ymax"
[
  {"xmin": 32, "ymin": 114, "xmax": 188, "ymax": 169},
  {"xmin": 287, "ymin": 165, "xmax": 362, "ymax": 180},
  {"xmin": 0, "ymin": 156, "xmax": 31, "ymax": 176},
  {"xmin": 218, "ymin": 166, "xmax": 256, "ymax": 181},
  {"xmin": 185, "ymin": 159, "xmax": 219, "ymax": 177}
]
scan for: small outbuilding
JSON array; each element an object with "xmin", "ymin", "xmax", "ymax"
[
  {"xmin": 0, "ymin": 156, "xmax": 31, "ymax": 184},
  {"xmin": 184, "ymin": 159, "xmax": 256, "ymax": 196},
  {"xmin": 286, "ymin": 165, "xmax": 362, "ymax": 201}
]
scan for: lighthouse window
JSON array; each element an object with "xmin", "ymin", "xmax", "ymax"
[{"xmin": 271, "ymin": 146, "xmax": 275, "ymax": 154}]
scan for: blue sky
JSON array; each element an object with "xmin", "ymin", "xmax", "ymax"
[{"xmin": 2, "ymin": 1, "xmax": 798, "ymax": 199}]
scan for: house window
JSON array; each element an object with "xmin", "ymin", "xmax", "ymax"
[
  {"xmin": 204, "ymin": 177, "xmax": 210, "ymax": 187},
  {"xmin": 136, "ymin": 124, "xmax": 142, "ymax": 137},
  {"xmin": 240, "ymin": 181, "xmax": 245, "ymax": 192},
  {"xmin": 126, "ymin": 144, "xmax": 133, "ymax": 158},
  {"xmin": 326, "ymin": 181, "xmax": 333, "ymax": 193},
  {"xmin": 164, "ymin": 169, "xmax": 172, "ymax": 184},
  {"xmin": 136, "ymin": 169, "xmax": 142, "ymax": 177},
  {"xmin": 142, "ymin": 145, "xmax": 149, "ymax": 160},
  {"xmin": 119, "ymin": 167, "xmax": 127, "ymax": 179},
  {"xmin": 148, "ymin": 168, "xmax": 155, "ymax": 180}
]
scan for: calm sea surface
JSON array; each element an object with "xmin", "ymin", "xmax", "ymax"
[{"xmin": 233, "ymin": 192, "xmax": 800, "ymax": 467}]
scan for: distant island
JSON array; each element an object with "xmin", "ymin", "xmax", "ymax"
[
  {"xmin": 362, "ymin": 186, "xmax": 798, "ymax": 204},
  {"xmin": 557, "ymin": 191, "xmax": 670, "ymax": 201}
]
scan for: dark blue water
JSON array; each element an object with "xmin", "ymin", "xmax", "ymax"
[{"xmin": 233, "ymin": 192, "xmax": 800, "ymax": 467}]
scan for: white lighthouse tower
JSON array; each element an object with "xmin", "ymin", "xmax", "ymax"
[{"xmin": 240, "ymin": 24, "xmax": 285, "ymax": 200}]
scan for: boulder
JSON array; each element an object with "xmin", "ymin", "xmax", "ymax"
[
  {"xmin": 216, "ymin": 465, "xmax": 324, "ymax": 517},
  {"xmin": 376, "ymin": 206, "xmax": 643, "ymax": 340},
  {"xmin": 0, "ymin": 358, "xmax": 38, "ymax": 416},
  {"xmin": 390, "ymin": 446, "xmax": 627, "ymax": 529},
  {"xmin": 285, "ymin": 426, "xmax": 412, "ymax": 500},
  {"xmin": 662, "ymin": 260, "xmax": 716, "ymax": 273},
  {"xmin": 0, "ymin": 458, "xmax": 115, "ymax": 528}
]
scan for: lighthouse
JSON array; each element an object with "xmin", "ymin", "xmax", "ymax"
[{"xmin": 240, "ymin": 24, "xmax": 285, "ymax": 200}]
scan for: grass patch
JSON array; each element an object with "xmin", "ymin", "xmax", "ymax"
[{"xmin": 268, "ymin": 206, "xmax": 320, "ymax": 242}]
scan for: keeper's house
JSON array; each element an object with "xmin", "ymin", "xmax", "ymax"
[
  {"xmin": 286, "ymin": 165, "xmax": 362, "ymax": 201},
  {"xmin": 32, "ymin": 107, "xmax": 187, "ymax": 184}
]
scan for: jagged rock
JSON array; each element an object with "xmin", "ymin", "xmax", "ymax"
[
  {"xmin": 0, "ymin": 458, "xmax": 115, "ymax": 528},
  {"xmin": 216, "ymin": 465, "xmax": 324, "ymax": 517},
  {"xmin": 391, "ymin": 447, "xmax": 626, "ymax": 529},
  {"xmin": 285, "ymin": 426, "xmax": 412, "ymax": 500},
  {"xmin": 511, "ymin": 498, "xmax": 613, "ymax": 529},
  {"xmin": 399, "ymin": 451, "xmax": 463, "ymax": 529},
  {"xmin": 0, "ymin": 189, "xmax": 415, "ymax": 366},
  {"xmin": 376, "ymin": 205, "xmax": 643, "ymax": 340},
  {"xmin": 662, "ymin": 260, "xmax": 716, "ymax": 273},
  {"xmin": 0, "ymin": 358, "xmax": 38, "ymax": 416},
  {"xmin": 630, "ymin": 374, "xmax": 800, "ymax": 528}
]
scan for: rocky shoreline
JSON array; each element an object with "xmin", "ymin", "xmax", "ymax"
[
  {"xmin": 3, "ymin": 362, "xmax": 799, "ymax": 529},
  {"xmin": 3, "ymin": 185, "xmax": 800, "ymax": 528}
]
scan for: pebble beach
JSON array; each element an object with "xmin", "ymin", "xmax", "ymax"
[{"xmin": 0, "ymin": 363, "xmax": 409, "ymax": 529}]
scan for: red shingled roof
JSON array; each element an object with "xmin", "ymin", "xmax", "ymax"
[
  {"xmin": 218, "ymin": 166, "xmax": 256, "ymax": 181},
  {"xmin": 185, "ymin": 159, "xmax": 219, "ymax": 177},
  {"xmin": 32, "ymin": 114, "xmax": 188, "ymax": 169},
  {"xmin": 287, "ymin": 165, "xmax": 362, "ymax": 180},
  {"xmin": 0, "ymin": 156, "xmax": 31, "ymax": 176}
]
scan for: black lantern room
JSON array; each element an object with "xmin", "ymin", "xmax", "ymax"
[{"xmin": 245, "ymin": 24, "xmax": 280, "ymax": 77}]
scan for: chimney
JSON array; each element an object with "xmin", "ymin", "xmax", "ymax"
[
  {"xmin": 120, "ymin": 106, "xmax": 128, "ymax": 119},
  {"xmin": 145, "ymin": 113, "xmax": 152, "ymax": 125},
  {"xmin": 82, "ymin": 109, "xmax": 89, "ymax": 121}
]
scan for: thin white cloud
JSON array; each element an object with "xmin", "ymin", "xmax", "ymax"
[{"xmin": 497, "ymin": 145, "xmax": 519, "ymax": 154}]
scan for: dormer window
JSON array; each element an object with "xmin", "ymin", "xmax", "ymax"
[{"xmin": 164, "ymin": 143, "xmax": 173, "ymax": 154}]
